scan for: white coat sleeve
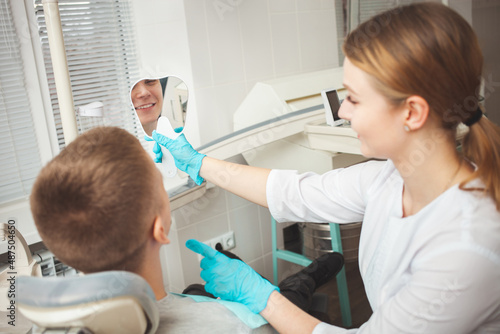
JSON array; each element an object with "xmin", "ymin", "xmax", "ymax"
[{"xmin": 267, "ymin": 160, "xmax": 388, "ymax": 224}]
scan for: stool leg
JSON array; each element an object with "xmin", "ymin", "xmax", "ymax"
[
  {"xmin": 272, "ymin": 217, "xmax": 279, "ymax": 285},
  {"xmin": 329, "ymin": 223, "xmax": 352, "ymax": 327}
]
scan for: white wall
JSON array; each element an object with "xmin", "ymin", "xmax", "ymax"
[
  {"xmin": 184, "ymin": 0, "xmax": 339, "ymax": 143},
  {"xmin": 130, "ymin": 0, "xmax": 201, "ymax": 146},
  {"xmin": 132, "ymin": 0, "xmax": 340, "ymax": 146}
]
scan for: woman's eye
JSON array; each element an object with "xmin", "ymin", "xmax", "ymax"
[
  {"xmin": 346, "ymin": 95, "xmax": 358, "ymax": 105},
  {"xmin": 145, "ymin": 80, "xmax": 159, "ymax": 86}
]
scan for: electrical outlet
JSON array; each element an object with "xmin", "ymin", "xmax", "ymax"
[
  {"xmin": 209, "ymin": 231, "xmax": 235, "ymax": 251},
  {"xmin": 197, "ymin": 231, "xmax": 236, "ymax": 262},
  {"xmin": 221, "ymin": 231, "xmax": 235, "ymax": 250},
  {"xmin": 210, "ymin": 236, "xmax": 223, "ymax": 250}
]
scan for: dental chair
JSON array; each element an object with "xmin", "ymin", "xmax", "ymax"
[
  {"xmin": 18, "ymin": 271, "xmax": 159, "ymax": 334},
  {"xmin": 1, "ymin": 223, "xmax": 158, "ymax": 333}
]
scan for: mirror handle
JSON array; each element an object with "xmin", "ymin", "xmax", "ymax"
[
  {"xmin": 156, "ymin": 116, "xmax": 180, "ymax": 177},
  {"xmin": 160, "ymin": 147, "xmax": 177, "ymax": 177},
  {"xmin": 157, "ymin": 116, "xmax": 181, "ymax": 140}
]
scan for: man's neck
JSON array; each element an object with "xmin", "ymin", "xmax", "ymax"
[{"xmin": 137, "ymin": 247, "xmax": 167, "ymax": 300}]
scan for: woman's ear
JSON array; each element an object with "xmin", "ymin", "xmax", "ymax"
[
  {"xmin": 404, "ymin": 95, "xmax": 429, "ymax": 131},
  {"xmin": 152, "ymin": 216, "xmax": 170, "ymax": 245}
]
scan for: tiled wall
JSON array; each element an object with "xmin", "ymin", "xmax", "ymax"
[
  {"xmin": 130, "ymin": 0, "xmax": 202, "ymax": 145},
  {"xmin": 131, "ymin": 0, "xmax": 339, "ymax": 144},
  {"xmin": 184, "ymin": 0, "xmax": 339, "ymax": 144}
]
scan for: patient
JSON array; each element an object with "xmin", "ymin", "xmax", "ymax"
[{"xmin": 30, "ymin": 127, "xmax": 343, "ymax": 333}]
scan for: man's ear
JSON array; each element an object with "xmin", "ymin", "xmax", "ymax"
[
  {"xmin": 404, "ymin": 95, "xmax": 429, "ymax": 131},
  {"xmin": 152, "ymin": 216, "xmax": 170, "ymax": 245}
]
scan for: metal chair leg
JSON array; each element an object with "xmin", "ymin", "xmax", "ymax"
[
  {"xmin": 329, "ymin": 223, "xmax": 352, "ymax": 327},
  {"xmin": 271, "ymin": 218, "xmax": 352, "ymax": 327}
]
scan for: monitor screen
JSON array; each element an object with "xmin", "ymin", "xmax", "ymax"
[{"xmin": 321, "ymin": 89, "xmax": 344, "ymax": 126}]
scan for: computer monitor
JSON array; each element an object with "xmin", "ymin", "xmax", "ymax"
[{"xmin": 321, "ymin": 88, "xmax": 345, "ymax": 126}]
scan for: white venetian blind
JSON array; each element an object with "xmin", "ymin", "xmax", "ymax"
[
  {"xmin": 358, "ymin": 0, "xmax": 441, "ymax": 24},
  {"xmin": 34, "ymin": 0, "xmax": 141, "ymax": 149},
  {"xmin": 0, "ymin": 0, "xmax": 43, "ymax": 203},
  {"xmin": 334, "ymin": 0, "xmax": 442, "ymax": 63},
  {"xmin": 335, "ymin": 0, "xmax": 347, "ymax": 64},
  {"xmin": 358, "ymin": 0, "xmax": 398, "ymax": 24}
]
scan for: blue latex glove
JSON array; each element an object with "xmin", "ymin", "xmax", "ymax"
[
  {"xmin": 186, "ymin": 239, "xmax": 279, "ymax": 313},
  {"xmin": 144, "ymin": 137, "xmax": 163, "ymax": 163},
  {"xmin": 150, "ymin": 131, "xmax": 206, "ymax": 185},
  {"xmin": 144, "ymin": 127, "xmax": 184, "ymax": 164}
]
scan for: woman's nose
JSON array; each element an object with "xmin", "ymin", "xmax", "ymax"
[{"xmin": 338, "ymin": 100, "xmax": 352, "ymax": 121}]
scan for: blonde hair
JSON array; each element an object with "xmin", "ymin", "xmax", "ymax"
[
  {"xmin": 343, "ymin": 2, "xmax": 500, "ymax": 210},
  {"xmin": 30, "ymin": 127, "xmax": 161, "ymax": 273}
]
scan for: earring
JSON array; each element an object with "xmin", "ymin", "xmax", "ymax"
[{"xmin": 404, "ymin": 125, "xmax": 411, "ymax": 132}]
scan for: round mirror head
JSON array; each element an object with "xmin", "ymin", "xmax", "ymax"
[{"xmin": 130, "ymin": 76, "xmax": 188, "ymax": 136}]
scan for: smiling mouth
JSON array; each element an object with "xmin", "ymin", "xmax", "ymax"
[{"xmin": 136, "ymin": 103, "xmax": 155, "ymax": 110}]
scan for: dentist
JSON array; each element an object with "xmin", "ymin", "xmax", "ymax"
[{"xmin": 152, "ymin": 3, "xmax": 500, "ymax": 333}]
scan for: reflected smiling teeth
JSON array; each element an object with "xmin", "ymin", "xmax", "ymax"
[{"xmin": 136, "ymin": 103, "xmax": 155, "ymax": 110}]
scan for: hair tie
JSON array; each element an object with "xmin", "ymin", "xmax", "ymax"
[{"xmin": 464, "ymin": 108, "xmax": 483, "ymax": 127}]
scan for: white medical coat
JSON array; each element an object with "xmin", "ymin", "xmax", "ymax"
[{"xmin": 267, "ymin": 160, "xmax": 500, "ymax": 333}]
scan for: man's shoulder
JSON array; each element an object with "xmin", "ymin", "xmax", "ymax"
[
  {"xmin": 156, "ymin": 293, "xmax": 253, "ymax": 333},
  {"xmin": 156, "ymin": 293, "xmax": 277, "ymax": 333}
]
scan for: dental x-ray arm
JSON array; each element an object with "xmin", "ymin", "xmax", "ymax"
[
  {"xmin": 0, "ymin": 223, "xmax": 42, "ymax": 310},
  {"xmin": 0, "ymin": 223, "xmax": 40, "ymax": 273}
]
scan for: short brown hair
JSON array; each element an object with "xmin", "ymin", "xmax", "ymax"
[{"xmin": 30, "ymin": 127, "xmax": 161, "ymax": 273}]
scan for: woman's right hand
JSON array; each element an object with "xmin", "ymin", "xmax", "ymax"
[{"xmin": 150, "ymin": 131, "xmax": 206, "ymax": 185}]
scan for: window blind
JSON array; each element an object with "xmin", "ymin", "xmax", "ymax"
[
  {"xmin": 335, "ymin": 0, "xmax": 348, "ymax": 64},
  {"xmin": 0, "ymin": 0, "xmax": 43, "ymax": 203},
  {"xmin": 34, "ymin": 0, "xmax": 140, "ymax": 149},
  {"xmin": 334, "ymin": 0, "xmax": 441, "ymax": 64},
  {"xmin": 358, "ymin": 0, "xmax": 397, "ymax": 24},
  {"xmin": 358, "ymin": 0, "xmax": 440, "ymax": 25}
]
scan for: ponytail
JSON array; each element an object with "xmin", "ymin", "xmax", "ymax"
[{"xmin": 460, "ymin": 116, "xmax": 500, "ymax": 210}]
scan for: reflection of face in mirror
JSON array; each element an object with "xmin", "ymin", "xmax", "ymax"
[
  {"xmin": 131, "ymin": 79, "xmax": 163, "ymax": 136},
  {"xmin": 131, "ymin": 76, "xmax": 188, "ymax": 137}
]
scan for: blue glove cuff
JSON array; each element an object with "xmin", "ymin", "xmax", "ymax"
[
  {"xmin": 189, "ymin": 153, "xmax": 206, "ymax": 185},
  {"xmin": 248, "ymin": 284, "xmax": 279, "ymax": 314}
]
